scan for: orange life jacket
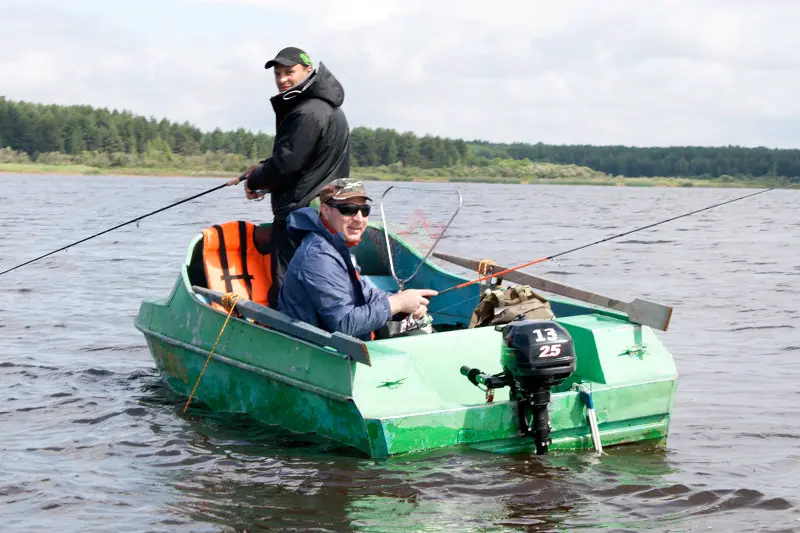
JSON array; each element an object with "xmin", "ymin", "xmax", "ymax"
[{"xmin": 202, "ymin": 221, "xmax": 272, "ymax": 309}]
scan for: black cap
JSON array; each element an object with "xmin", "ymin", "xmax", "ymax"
[{"xmin": 264, "ymin": 47, "xmax": 312, "ymax": 69}]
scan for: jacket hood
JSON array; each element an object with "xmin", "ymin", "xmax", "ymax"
[
  {"xmin": 286, "ymin": 207, "xmax": 357, "ymax": 270},
  {"xmin": 286, "ymin": 207, "xmax": 334, "ymax": 239},
  {"xmin": 270, "ymin": 63, "xmax": 344, "ymax": 118},
  {"xmin": 286, "ymin": 206, "xmax": 363, "ymax": 252}
]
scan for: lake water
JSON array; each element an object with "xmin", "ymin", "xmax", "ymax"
[{"xmin": 1, "ymin": 174, "xmax": 799, "ymax": 532}]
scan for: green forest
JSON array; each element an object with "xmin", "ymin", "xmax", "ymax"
[{"xmin": 1, "ymin": 96, "xmax": 799, "ymax": 183}]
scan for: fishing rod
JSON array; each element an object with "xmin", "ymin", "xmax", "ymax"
[
  {"xmin": 0, "ymin": 175, "xmax": 248, "ymax": 277},
  {"xmin": 437, "ymin": 183, "xmax": 795, "ymax": 296}
]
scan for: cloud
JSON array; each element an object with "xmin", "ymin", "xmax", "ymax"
[
  {"xmin": 2, "ymin": 0, "xmax": 800, "ymax": 147},
  {"xmin": 196, "ymin": 0, "xmax": 420, "ymax": 31},
  {"xmin": 0, "ymin": 3, "xmax": 278, "ymax": 131}
]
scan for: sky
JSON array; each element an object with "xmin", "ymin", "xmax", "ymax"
[{"xmin": 2, "ymin": 0, "xmax": 800, "ymax": 148}]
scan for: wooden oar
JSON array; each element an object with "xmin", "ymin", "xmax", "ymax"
[{"xmin": 432, "ymin": 252, "xmax": 673, "ymax": 331}]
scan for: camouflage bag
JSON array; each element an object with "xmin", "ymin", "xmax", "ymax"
[{"xmin": 468, "ymin": 285, "xmax": 555, "ymax": 328}]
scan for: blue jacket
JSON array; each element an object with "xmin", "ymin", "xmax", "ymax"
[{"xmin": 278, "ymin": 208, "xmax": 391, "ymax": 340}]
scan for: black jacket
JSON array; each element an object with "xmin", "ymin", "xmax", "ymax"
[{"xmin": 246, "ymin": 63, "xmax": 350, "ymax": 222}]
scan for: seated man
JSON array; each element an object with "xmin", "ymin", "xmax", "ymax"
[{"xmin": 278, "ymin": 178, "xmax": 437, "ymax": 340}]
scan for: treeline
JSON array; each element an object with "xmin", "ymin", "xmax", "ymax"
[
  {"xmin": 350, "ymin": 127, "xmax": 468, "ymax": 168},
  {"xmin": 0, "ymin": 97, "xmax": 471, "ymax": 170},
  {"xmin": 2, "ymin": 96, "xmax": 800, "ymax": 178},
  {"xmin": 0, "ymin": 97, "xmax": 274, "ymax": 164},
  {"xmin": 470, "ymin": 142, "xmax": 800, "ymax": 179}
]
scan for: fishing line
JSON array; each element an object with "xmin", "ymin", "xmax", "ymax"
[
  {"xmin": 0, "ymin": 176, "xmax": 246, "ymax": 277},
  {"xmin": 437, "ymin": 183, "xmax": 795, "ymax": 296},
  {"xmin": 430, "ymin": 293, "xmax": 482, "ymax": 316}
]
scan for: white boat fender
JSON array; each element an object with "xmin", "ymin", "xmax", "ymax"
[{"xmin": 574, "ymin": 383, "xmax": 604, "ymax": 455}]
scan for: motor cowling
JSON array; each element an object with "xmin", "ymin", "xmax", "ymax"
[
  {"xmin": 498, "ymin": 319, "xmax": 576, "ymax": 394},
  {"xmin": 498, "ymin": 319, "xmax": 576, "ymax": 455}
]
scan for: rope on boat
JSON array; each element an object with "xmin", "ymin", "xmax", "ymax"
[
  {"xmin": 477, "ymin": 259, "xmax": 497, "ymax": 292},
  {"xmin": 183, "ymin": 292, "xmax": 241, "ymax": 413},
  {"xmin": 575, "ymin": 383, "xmax": 604, "ymax": 455},
  {"xmin": 477, "ymin": 259, "xmax": 496, "ymax": 276}
]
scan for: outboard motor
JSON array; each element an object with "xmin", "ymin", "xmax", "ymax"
[{"xmin": 460, "ymin": 319, "xmax": 576, "ymax": 455}]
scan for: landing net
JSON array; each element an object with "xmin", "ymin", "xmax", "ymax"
[{"xmin": 365, "ymin": 185, "xmax": 462, "ymax": 290}]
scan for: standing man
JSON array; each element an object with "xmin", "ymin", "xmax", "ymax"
[{"xmin": 229, "ymin": 46, "xmax": 350, "ymax": 308}]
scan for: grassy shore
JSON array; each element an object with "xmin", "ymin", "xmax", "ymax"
[
  {"xmin": 0, "ymin": 162, "xmax": 792, "ymax": 189},
  {"xmin": 352, "ymin": 169, "xmax": 789, "ymax": 188}
]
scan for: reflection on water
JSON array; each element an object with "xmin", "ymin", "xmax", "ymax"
[{"xmin": 1, "ymin": 174, "xmax": 799, "ymax": 532}]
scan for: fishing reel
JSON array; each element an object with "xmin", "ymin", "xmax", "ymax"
[
  {"xmin": 460, "ymin": 319, "xmax": 576, "ymax": 455},
  {"xmin": 376, "ymin": 312, "xmax": 434, "ymax": 339}
]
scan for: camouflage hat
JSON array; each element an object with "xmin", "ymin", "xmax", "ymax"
[{"xmin": 319, "ymin": 178, "xmax": 372, "ymax": 204}]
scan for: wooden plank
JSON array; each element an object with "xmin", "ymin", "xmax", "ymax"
[
  {"xmin": 192, "ymin": 286, "xmax": 371, "ymax": 366},
  {"xmin": 432, "ymin": 253, "xmax": 673, "ymax": 331}
]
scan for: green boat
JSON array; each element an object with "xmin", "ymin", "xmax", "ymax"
[{"xmin": 135, "ymin": 220, "xmax": 678, "ymax": 458}]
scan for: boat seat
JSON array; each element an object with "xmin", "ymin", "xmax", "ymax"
[{"xmin": 202, "ymin": 221, "xmax": 273, "ymax": 309}]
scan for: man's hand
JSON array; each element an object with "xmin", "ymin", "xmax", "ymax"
[
  {"xmin": 243, "ymin": 164, "xmax": 259, "ymax": 179},
  {"xmin": 244, "ymin": 182, "xmax": 263, "ymax": 200},
  {"xmin": 226, "ymin": 164, "xmax": 267, "ymax": 200},
  {"xmin": 226, "ymin": 164, "xmax": 259, "ymax": 186},
  {"xmin": 388, "ymin": 289, "xmax": 438, "ymax": 316}
]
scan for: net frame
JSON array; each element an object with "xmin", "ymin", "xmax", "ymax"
[{"xmin": 376, "ymin": 185, "xmax": 463, "ymax": 290}]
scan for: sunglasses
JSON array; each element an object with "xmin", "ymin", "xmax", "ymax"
[{"xmin": 327, "ymin": 203, "xmax": 371, "ymax": 217}]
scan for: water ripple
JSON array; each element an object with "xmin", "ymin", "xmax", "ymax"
[{"xmin": 2, "ymin": 177, "xmax": 799, "ymax": 532}]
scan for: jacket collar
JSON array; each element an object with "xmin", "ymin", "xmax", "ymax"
[{"xmin": 287, "ymin": 207, "xmax": 363, "ymax": 247}]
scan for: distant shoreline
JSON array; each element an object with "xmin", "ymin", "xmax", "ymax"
[{"xmin": 0, "ymin": 163, "xmax": 793, "ymax": 189}]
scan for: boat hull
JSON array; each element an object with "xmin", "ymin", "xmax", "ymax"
[{"xmin": 136, "ymin": 226, "xmax": 678, "ymax": 458}]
